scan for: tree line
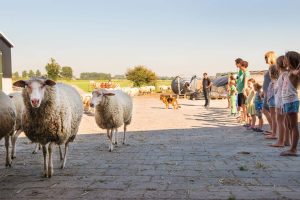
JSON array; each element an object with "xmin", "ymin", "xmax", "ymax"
[{"xmin": 13, "ymin": 58, "xmax": 174, "ymax": 86}]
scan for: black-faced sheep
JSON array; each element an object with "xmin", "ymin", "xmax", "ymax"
[{"xmin": 13, "ymin": 77, "xmax": 83, "ymax": 178}]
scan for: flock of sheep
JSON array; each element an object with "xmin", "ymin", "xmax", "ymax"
[{"xmin": 0, "ymin": 77, "xmax": 133, "ymax": 178}]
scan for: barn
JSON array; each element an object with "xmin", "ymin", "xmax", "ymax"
[{"xmin": 0, "ymin": 32, "xmax": 14, "ymax": 94}]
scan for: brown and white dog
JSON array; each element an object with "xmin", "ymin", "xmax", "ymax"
[{"xmin": 160, "ymin": 95, "xmax": 180, "ymax": 109}]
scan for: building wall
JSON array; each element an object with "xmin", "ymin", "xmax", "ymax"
[
  {"xmin": 0, "ymin": 39, "xmax": 12, "ymax": 78},
  {"xmin": 0, "ymin": 39, "xmax": 12, "ymax": 93}
]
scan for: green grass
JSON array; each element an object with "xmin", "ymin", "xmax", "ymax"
[{"xmin": 58, "ymin": 79, "xmax": 172, "ymax": 93}]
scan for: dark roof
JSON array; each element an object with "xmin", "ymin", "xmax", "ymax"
[{"xmin": 0, "ymin": 32, "xmax": 14, "ymax": 48}]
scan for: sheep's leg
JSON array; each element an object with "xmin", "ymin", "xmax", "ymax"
[
  {"xmin": 61, "ymin": 142, "xmax": 69, "ymax": 169},
  {"xmin": 114, "ymin": 128, "xmax": 118, "ymax": 145},
  {"xmin": 123, "ymin": 125, "xmax": 127, "ymax": 145},
  {"xmin": 48, "ymin": 142, "xmax": 54, "ymax": 178},
  {"xmin": 42, "ymin": 145, "xmax": 48, "ymax": 177},
  {"xmin": 108, "ymin": 129, "xmax": 114, "ymax": 152},
  {"xmin": 59, "ymin": 145, "xmax": 63, "ymax": 161},
  {"xmin": 11, "ymin": 129, "xmax": 22, "ymax": 159},
  {"xmin": 32, "ymin": 143, "xmax": 41, "ymax": 154},
  {"xmin": 5, "ymin": 135, "xmax": 12, "ymax": 167}
]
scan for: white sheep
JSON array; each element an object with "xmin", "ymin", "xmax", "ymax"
[
  {"xmin": 0, "ymin": 91, "xmax": 16, "ymax": 167},
  {"xmin": 8, "ymin": 92, "xmax": 42, "ymax": 157},
  {"xmin": 90, "ymin": 89, "xmax": 133, "ymax": 152},
  {"xmin": 13, "ymin": 77, "xmax": 83, "ymax": 178}
]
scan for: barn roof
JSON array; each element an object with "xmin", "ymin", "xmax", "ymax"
[{"xmin": 0, "ymin": 32, "xmax": 14, "ymax": 48}]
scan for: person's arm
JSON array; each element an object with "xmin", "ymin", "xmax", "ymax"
[
  {"xmin": 207, "ymin": 78, "xmax": 213, "ymax": 89},
  {"xmin": 243, "ymin": 72, "xmax": 248, "ymax": 96}
]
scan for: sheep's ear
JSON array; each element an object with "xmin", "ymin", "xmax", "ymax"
[
  {"xmin": 45, "ymin": 79, "xmax": 56, "ymax": 86},
  {"xmin": 103, "ymin": 93, "xmax": 115, "ymax": 96},
  {"xmin": 13, "ymin": 80, "xmax": 27, "ymax": 88}
]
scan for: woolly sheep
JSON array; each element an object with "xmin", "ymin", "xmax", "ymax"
[
  {"xmin": 90, "ymin": 89, "xmax": 133, "ymax": 152},
  {"xmin": 8, "ymin": 92, "xmax": 41, "ymax": 157},
  {"xmin": 13, "ymin": 77, "xmax": 83, "ymax": 178},
  {"xmin": 0, "ymin": 91, "xmax": 16, "ymax": 167}
]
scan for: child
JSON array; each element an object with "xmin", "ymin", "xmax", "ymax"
[
  {"xmin": 265, "ymin": 65, "xmax": 279, "ymax": 139},
  {"xmin": 229, "ymin": 79, "xmax": 237, "ymax": 116},
  {"xmin": 253, "ymin": 83, "xmax": 264, "ymax": 132},
  {"xmin": 270, "ymin": 56, "xmax": 289, "ymax": 147},
  {"xmin": 245, "ymin": 78, "xmax": 256, "ymax": 130},
  {"xmin": 280, "ymin": 51, "xmax": 300, "ymax": 156}
]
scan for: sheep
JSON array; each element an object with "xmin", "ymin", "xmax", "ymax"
[
  {"xmin": 13, "ymin": 77, "xmax": 83, "ymax": 178},
  {"xmin": 0, "ymin": 91, "xmax": 16, "ymax": 167},
  {"xmin": 90, "ymin": 89, "xmax": 133, "ymax": 152},
  {"xmin": 8, "ymin": 92, "xmax": 41, "ymax": 157}
]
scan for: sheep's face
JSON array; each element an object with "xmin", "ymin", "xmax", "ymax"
[
  {"xmin": 90, "ymin": 90, "xmax": 115, "ymax": 108},
  {"xmin": 13, "ymin": 78, "xmax": 56, "ymax": 108}
]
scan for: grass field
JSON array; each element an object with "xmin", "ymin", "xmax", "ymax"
[{"xmin": 59, "ymin": 79, "xmax": 172, "ymax": 92}]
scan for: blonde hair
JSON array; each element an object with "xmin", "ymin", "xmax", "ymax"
[
  {"xmin": 269, "ymin": 64, "xmax": 279, "ymax": 79},
  {"xmin": 265, "ymin": 51, "xmax": 277, "ymax": 65}
]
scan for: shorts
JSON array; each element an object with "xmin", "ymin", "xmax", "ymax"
[
  {"xmin": 237, "ymin": 93, "xmax": 246, "ymax": 107},
  {"xmin": 256, "ymin": 110, "xmax": 262, "ymax": 118},
  {"xmin": 263, "ymin": 96, "xmax": 269, "ymax": 111},
  {"xmin": 283, "ymin": 101, "xmax": 299, "ymax": 114},
  {"xmin": 268, "ymin": 96, "xmax": 275, "ymax": 108}
]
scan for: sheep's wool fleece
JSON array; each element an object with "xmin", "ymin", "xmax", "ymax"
[
  {"xmin": 9, "ymin": 92, "xmax": 24, "ymax": 131},
  {"xmin": 0, "ymin": 91, "xmax": 16, "ymax": 140},
  {"xmin": 22, "ymin": 83, "xmax": 83, "ymax": 145},
  {"xmin": 95, "ymin": 90, "xmax": 132, "ymax": 129}
]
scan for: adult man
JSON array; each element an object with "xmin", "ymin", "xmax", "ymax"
[{"xmin": 202, "ymin": 73, "xmax": 212, "ymax": 108}]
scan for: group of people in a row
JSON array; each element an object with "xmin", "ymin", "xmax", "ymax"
[{"xmin": 227, "ymin": 51, "xmax": 299, "ymax": 156}]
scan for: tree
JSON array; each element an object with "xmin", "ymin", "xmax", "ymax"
[
  {"xmin": 125, "ymin": 65, "xmax": 157, "ymax": 87},
  {"xmin": 22, "ymin": 70, "xmax": 28, "ymax": 78},
  {"xmin": 61, "ymin": 66, "xmax": 73, "ymax": 79},
  {"xmin": 45, "ymin": 58, "xmax": 61, "ymax": 80},
  {"xmin": 28, "ymin": 70, "xmax": 35, "ymax": 78},
  {"xmin": 36, "ymin": 69, "xmax": 41, "ymax": 77},
  {"xmin": 80, "ymin": 72, "xmax": 111, "ymax": 80},
  {"xmin": 12, "ymin": 71, "xmax": 20, "ymax": 79}
]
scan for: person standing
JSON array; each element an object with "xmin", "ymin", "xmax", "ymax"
[
  {"xmin": 202, "ymin": 73, "xmax": 212, "ymax": 108},
  {"xmin": 262, "ymin": 51, "xmax": 277, "ymax": 134},
  {"xmin": 236, "ymin": 61, "xmax": 251, "ymax": 123}
]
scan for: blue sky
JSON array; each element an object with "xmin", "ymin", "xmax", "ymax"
[{"xmin": 1, "ymin": 0, "xmax": 300, "ymax": 77}]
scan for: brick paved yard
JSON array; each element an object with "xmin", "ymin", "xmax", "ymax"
[{"xmin": 1, "ymin": 96, "xmax": 300, "ymax": 199}]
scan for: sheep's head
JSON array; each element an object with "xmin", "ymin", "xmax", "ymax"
[
  {"xmin": 13, "ymin": 78, "xmax": 56, "ymax": 108},
  {"xmin": 90, "ymin": 90, "xmax": 115, "ymax": 108}
]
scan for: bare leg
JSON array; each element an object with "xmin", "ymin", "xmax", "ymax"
[
  {"xmin": 48, "ymin": 142, "xmax": 54, "ymax": 178},
  {"xmin": 258, "ymin": 117, "xmax": 263, "ymax": 129},
  {"xmin": 11, "ymin": 130, "xmax": 22, "ymax": 159},
  {"xmin": 5, "ymin": 135, "xmax": 12, "ymax": 167},
  {"xmin": 284, "ymin": 116, "xmax": 291, "ymax": 146},
  {"xmin": 251, "ymin": 115, "xmax": 256, "ymax": 128},
  {"xmin": 262, "ymin": 108, "xmax": 272, "ymax": 131},
  {"xmin": 270, "ymin": 111, "xmax": 285, "ymax": 147},
  {"xmin": 42, "ymin": 145, "xmax": 48, "ymax": 177},
  {"xmin": 59, "ymin": 145, "xmax": 63, "ymax": 161},
  {"xmin": 266, "ymin": 108, "xmax": 277, "ymax": 139},
  {"xmin": 61, "ymin": 143, "xmax": 69, "ymax": 169},
  {"xmin": 281, "ymin": 113, "xmax": 299, "ymax": 156}
]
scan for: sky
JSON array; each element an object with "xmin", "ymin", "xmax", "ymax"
[{"xmin": 1, "ymin": 0, "xmax": 300, "ymax": 78}]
